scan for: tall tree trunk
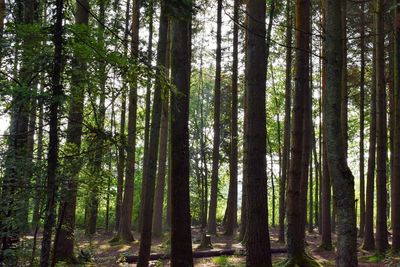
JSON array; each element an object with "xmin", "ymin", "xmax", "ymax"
[
  {"xmin": 340, "ymin": 0, "xmax": 348, "ymax": 159},
  {"xmin": 152, "ymin": 91, "xmax": 169, "ymax": 237},
  {"xmin": 359, "ymin": 1, "xmax": 366, "ymax": 238},
  {"xmin": 207, "ymin": 0, "xmax": 222, "ymax": 235},
  {"xmin": 325, "ymin": 0, "xmax": 358, "ymax": 265},
  {"xmin": 170, "ymin": 1, "xmax": 193, "ymax": 265},
  {"xmin": 39, "ymin": 0, "xmax": 63, "ymax": 263},
  {"xmin": 320, "ymin": 0, "xmax": 332, "ymax": 250},
  {"xmin": 363, "ymin": 31, "xmax": 377, "ymax": 251},
  {"xmin": 137, "ymin": 1, "xmax": 168, "ymax": 265},
  {"xmin": 115, "ymin": 0, "xmax": 130, "ymax": 231},
  {"xmin": 244, "ymin": 1, "xmax": 272, "ymax": 266},
  {"xmin": 117, "ymin": 0, "xmax": 140, "ymax": 243},
  {"xmin": 279, "ymin": 0, "xmax": 292, "ymax": 244},
  {"xmin": 1, "ymin": 0, "xmax": 37, "ymax": 250},
  {"xmin": 375, "ymin": 0, "xmax": 388, "ymax": 253},
  {"xmin": 285, "ymin": 0, "xmax": 317, "ymax": 264},
  {"xmin": 54, "ymin": 0, "xmax": 88, "ymax": 256},
  {"xmin": 85, "ymin": 0, "xmax": 107, "ymax": 237},
  {"xmin": 392, "ymin": 0, "xmax": 400, "ymax": 253},
  {"xmin": 224, "ymin": 0, "xmax": 239, "ymax": 236},
  {"xmin": 138, "ymin": 2, "xmax": 154, "ymax": 231}
]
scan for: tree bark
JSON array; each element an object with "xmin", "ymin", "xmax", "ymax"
[
  {"xmin": 39, "ymin": 0, "xmax": 63, "ymax": 263},
  {"xmin": 279, "ymin": 0, "xmax": 292, "ymax": 244},
  {"xmin": 170, "ymin": 1, "xmax": 193, "ymax": 265},
  {"xmin": 115, "ymin": 0, "xmax": 130, "ymax": 231},
  {"xmin": 363, "ymin": 31, "xmax": 377, "ymax": 251},
  {"xmin": 392, "ymin": 0, "xmax": 400, "ymax": 253},
  {"xmin": 325, "ymin": 0, "xmax": 358, "ymax": 265},
  {"xmin": 137, "ymin": 1, "xmax": 168, "ymax": 265},
  {"xmin": 138, "ymin": 1, "xmax": 154, "ymax": 231},
  {"xmin": 207, "ymin": 0, "xmax": 222, "ymax": 235},
  {"xmin": 359, "ymin": 1, "xmax": 366, "ymax": 238},
  {"xmin": 375, "ymin": 0, "xmax": 389, "ymax": 253},
  {"xmin": 285, "ymin": 0, "xmax": 315, "ymax": 264},
  {"xmin": 116, "ymin": 0, "xmax": 140, "ymax": 243},
  {"xmin": 244, "ymin": 1, "xmax": 272, "ymax": 266},
  {"xmin": 224, "ymin": 0, "xmax": 239, "ymax": 236}
]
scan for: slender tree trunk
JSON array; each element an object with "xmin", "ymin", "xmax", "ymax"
[
  {"xmin": 359, "ymin": 2, "xmax": 366, "ymax": 238},
  {"xmin": 169, "ymin": 1, "xmax": 194, "ymax": 265},
  {"xmin": 285, "ymin": 0, "xmax": 315, "ymax": 264},
  {"xmin": 340, "ymin": 0, "xmax": 348, "ymax": 159},
  {"xmin": 115, "ymin": 0, "xmax": 130, "ymax": 231},
  {"xmin": 207, "ymin": 0, "xmax": 222, "ymax": 235},
  {"xmin": 375, "ymin": 0, "xmax": 388, "ymax": 253},
  {"xmin": 39, "ymin": 0, "xmax": 63, "ymax": 263},
  {"xmin": 152, "ymin": 91, "xmax": 169, "ymax": 237},
  {"xmin": 325, "ymin": 0, "xmax": 357, "ymax": 265},
  {"xmin": 137, "ymin": 2, "xmax": 168, "ymax": 265},
  {"xmin": 117, "ymin": 0, "xmax": 139, "ymax": 243},
  {"xmin": 138, "ymin": 2, "xmax": 154, "ymax": 231},
  {"xmin": 53, "ymin": 0, "xmax": 88, "ymax": 259},
  {"xmin": 244, "ymin": 1, "xmax": 272, "ymax": 266},
  {"xmin": 85, "ymin": 0, "xmax": 107, "ymax": 237},
  {"xmin": 363, "ymin": 33, "xmax": 377, "ymax": 251},
  {"xmin": 224, "ymin": 0, "xmax": 239, "ymax": 236},
  {"xmin": 392, "ymin": 0, "xmax": 400, "ymax": 253},
  {"xmin": 279, "ymin": 0, "xmax": 292, "ymax": 244},
  {"xmin": 320, "ymin": 0, "xmax": 332, "ymax": 250}
]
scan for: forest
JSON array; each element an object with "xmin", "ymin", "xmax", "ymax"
[{"xmin": 1, "ymin": 0, "xmax": 400, "ymax": 266}]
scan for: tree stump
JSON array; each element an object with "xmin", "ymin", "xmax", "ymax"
[{"xmin": 198, "ymin": 233, "xmax": 213, "ymax": 250}]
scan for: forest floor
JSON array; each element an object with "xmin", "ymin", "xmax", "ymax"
[{"xmin": 66, "ymin": 227, "xmax": 400, "ymax": 266}]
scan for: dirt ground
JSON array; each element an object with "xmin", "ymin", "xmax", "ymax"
[{"xmin": 72, "ymin": 227, "xmax": 400, "ymax": 266}]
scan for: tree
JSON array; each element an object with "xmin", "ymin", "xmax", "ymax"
[
  {"xmin": 320, "ymin": 0, "xmax": 332, "ymax": 250},
  {"xmin": 392, "ymin": 0, "xmax": 400, "ymax": 253},
  {"xmin": 53, "ymin": 0, "xmax": 89, "ymax": 261},
  {"xmin": 39, "ymin": 0, "xmax": 63, "ymax": 263},
  {"xmin": 279, "ymin": 0, "xmax": 292, "ymax": 244},
  {"xmin": 244, "ymin": 1, "xmax": 272, "ymax": 266},
  {"xmin": 207, "ymin": 0, "xmax": 222, "ymax": 235},
  {"xmin": 170, "ymin": 0, "xmax": 193, "ymax": 265},
  {"xmin": 359, "ymin": 2, "xmax": 366, "ymax": 238},
  {"xmin": 116, "ymin": 0, "xmax": 140, "ymax": 243},
  {"xmin": 325, "ymin": 0, "xmax": 357, "ymax": 265},
  {"xmin": 137, "ymin": 0, "xmax": 168, "ymax": 264},
  {"xmin": 224, "ymin": 0, "xmax": 239, "ymax": 236},
  {"xmin": 285, "ymin": 0, "xmax": 317, "ymax": 265},
  {"xmin": 363, "ymin": 35, "xmax": 377, "ymax": 251},
  {"xmin": 115, "ymin": 0, "xmax": 130, "ymax": 231},
  {"xmin": 375, "ymin": 0, "xmax": 388, "ymax": 253}
]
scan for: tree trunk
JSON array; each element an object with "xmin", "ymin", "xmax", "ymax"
[
  {"xmin": 340, "ymin": 0, "xmax": 348, "ymax": 159},
  {"xmin": 375, "ymin": 0, "xmax": 388, "ymax": 253},
  {"xmin": 359, "ymin": 1, "xmax": 366, "ymax": 238},
  {"xmin": 279, "ymin": 0, "xmax": 292, "ymax": 244},
  {"xmin": 392, "ymin": 0, "xmax": 400, "ymax": 253},
  {"xmin": 39, "ymin": 0, "xmax": 63, "ymax": 263},
  {"xmin": 117, "ymin": 0, "xmax": 140, "ymax": 243},
  {"xmin": 285, "ymin": 0, "xmax": 314, "ymax": 264},
  {"xmin": 325, "ymin": 0, "xmax": 358, "ymax": 265},
  {"xmin": 115, "ymin": 0, "xmax": 130, "ymax": 231},
  {"xmin": 170, "ymin": 1, "xmax": 194, "ymax": 265},
  {"xmin": 320, "ymin": 0, "xmax": 332, "ymax": 251},
  {"xmin": 152, "ymin": 90, "xmax": 169, "ymax": 237},
  {"xmin": 136, "ymin": 1, "xmax": 168, "ymax": 265},
  {"xmin": 363, "ymin": 31, "xmax": 377, "ymax": 251},
  {"xmin": 224, "ymin": 0, "xmax": 239, "ymax": 236},
  {"xmin": 244, "ymin": 1, "xmax": 272, "ymax": 266},
  {"xmin": 138, "ymin": 2, "xmax": 154, "ymax": 231},
  {"xmin": 207, "ymin": 0, "xmax": 222, "ymax": 235}
]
